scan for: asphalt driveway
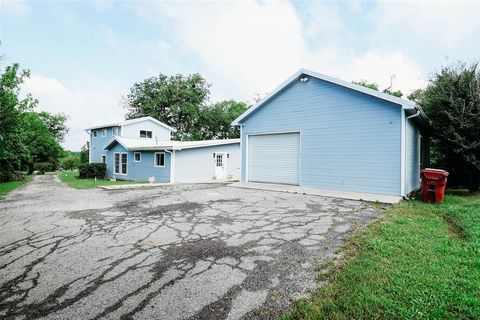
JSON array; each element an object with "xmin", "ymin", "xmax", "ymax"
[{"xmin": 0, "ymin": 175, "xmax": 379, "ymax": 319}]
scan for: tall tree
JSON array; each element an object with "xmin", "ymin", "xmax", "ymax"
[
  {"xmin": 123, "ymin": 73, "xmax": 211, "ymax": 140},
  {"xmin": 353, "ymin": 79, "xmax": 403, "ymax": 97},
  {"xmin": 20, "ymin": 112, "xmax": 64, "ymax": 166},
  {"xmin": 410, "ymin": 61, "xmax": 480, "ymax": 191},
  {"xmin": 0, "ymin": 63, "xmax": 69, "ymax": 181},
  {"xmin": 352, "ymin": 80, "xmax": 379, "ymax": 91},
  {"xmin": 197, "ymin": 100, "xmax": 249, "ymax": 139},
  {"xmin": 38, "ymin": 111, "xmax": 69, "ymax": 142},
  {"xmin": 79, "ymin": 142, "xmax": 89, "ymax": 164},
  {"xmin": 0, "ymin": 64, "xmax": 34, "ymax": 181}
]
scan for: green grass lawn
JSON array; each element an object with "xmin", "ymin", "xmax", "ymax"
[
  {"xmin": 0, "ymin": 175, "xmax": 32, "ymax": 199},
  {"xmin": 59, "ymin": 171, "xmax": 145, "ymax": 189},
  {"xmin": 282, "ymin": 191, "xmax": 480, "ymax": 320}
]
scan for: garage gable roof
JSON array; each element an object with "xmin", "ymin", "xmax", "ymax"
[{"xmin": 232, "ymin": 68, "xmax": 427, "ymax": 126}]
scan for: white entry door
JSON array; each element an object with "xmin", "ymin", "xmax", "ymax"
[{"xmin": 215, "ymin": 153, "xmax": 226, "ymax": 180}]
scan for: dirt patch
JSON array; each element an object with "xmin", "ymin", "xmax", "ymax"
[{"xmin": 444, "ymin": 214, "xmax": 467, "ymax": 240}]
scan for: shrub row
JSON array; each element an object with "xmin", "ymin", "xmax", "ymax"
[
  {"xmin": 34, "ymin": 162, "xmax": 58, "ymax": 173},
  {"xmin": 78, "ymin": 163, "xmax": 106, "ymax": 179}
]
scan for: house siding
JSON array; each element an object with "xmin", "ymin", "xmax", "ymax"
[
  {"xmin": 406, "ymin": 119, "xmax": 421, "ymax": 194},
  {"xmin": 121, "ymin": 120, "xmax": 171, "ymax": 140},
  {"xmin": 240, "ymin": 77, "xmax": 402, "ymax": 196},
  {"xmin": 174, "ymin": 144, "xmax": 240, "ymax": 183},
  {"xmin": 90, "ymin": 127, "xmax": 120, "ymax": 163},
  {"xmin": 106, "ymin": 143, "xmax": 171, "ymax": 183}
]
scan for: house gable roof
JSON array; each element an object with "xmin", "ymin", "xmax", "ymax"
[
  {"xmin": 84, "ymin": 116, "xmax": 176, "ymax": 132},
  {"xmin": 232, "ymin": 68, "xmax": 429, "ymax": 126}
]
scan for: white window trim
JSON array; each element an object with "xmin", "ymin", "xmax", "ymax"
[
  {"xmin": 113, "ymin": 152, "xmax": 120, "ymax": 174},
  {"xmin": 134, "ymin": 152, "xmax": 142, "ymax": 162},
  {"xmin": 102, "ymin": 128, "xmax": 107, "ymax": 137},
  {"xmin": 101, "ymin": 154, "xmax": 106, "ymax": 164},
  {"xmin": 113, "ymin": 152, "xmax": 128, "ymax": 175},
  {"xmin": 139, "ymin": 130, "xmax": 153, "ymax": 139},
  {"xmin": 112, "ymin": 127, "xmax": 118, "ymax": 136},
  {"xmin": 93, "ymin": 130, "xmax": 97, "ymax": 138},
  {"xmin": 154, "ymin": 152, "xmax": 165, "ymax": 167}
]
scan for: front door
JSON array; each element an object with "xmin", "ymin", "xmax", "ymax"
[{"xmin": 215, "ymin": 153, "xmax": 226, "ymax": 180}]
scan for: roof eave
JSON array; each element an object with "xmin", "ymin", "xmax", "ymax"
[{"xmin": 232, "ymin": 68, "xmax": 423, "ymax": 125}]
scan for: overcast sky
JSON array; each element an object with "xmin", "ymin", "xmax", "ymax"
[{"xmin": 1, "ymin": 0, "xmax": 479, "ymax": 151}]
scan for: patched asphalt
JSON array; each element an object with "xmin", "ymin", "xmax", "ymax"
[{"xmin": 0, "ymin": 174, "xmax": 379, "ymax": 319}]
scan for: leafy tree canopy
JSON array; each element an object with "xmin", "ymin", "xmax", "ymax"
[
  {"xmin": 123, "ymin": 73, "xmax": 211, "ymax": 140},
  {"xmin": 411, "ymin": 61, "xmax": 480, "ymax": 191},
  {"xmin": 353, "ymin": 80, "xmax": 380, "ymax": 91},
  {"xmin": 0, "ymin": 63, "xmax": 68, "ymax": 181},
  {"xmin": 353, "ymin": 79, "xmax": 403, "ymax": 97},
  {"xmin": 123, "ymin": 73, "xmax": 249, "ymax": 140},
  {"xmin": 197, "ymin": 100, "xmax": 249, "ymax": 139}
]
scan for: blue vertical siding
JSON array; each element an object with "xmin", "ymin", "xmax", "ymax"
[
  {"xmin": 240, "ymin": 77, "xmax": 402, "ymax": 196},
  {"xmin": 90, "ymin": 126, "xmax": 120, "ymax": 163},
  {"xmin": 406, "ymin": 119, "xmax": 421, "ymax": 193},
  {"xmin": 106, "ymin": 143, "xmax": 171, "ymax": 182}
]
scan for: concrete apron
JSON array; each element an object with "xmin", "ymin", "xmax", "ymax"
[{"xmin": 230, "ymin": 182, "xmax": 402, "ymax": 204}]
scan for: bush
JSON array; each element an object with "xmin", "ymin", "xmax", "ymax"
[
  {"xmin": 10, "ymin": 171, "xmax": 24, "ymax": 181},
  {"xmin": 78, "ymin": 163, "xmax": 106, "ymax": 179},
  {"xmin": 61, "ymin": 156, "xmax": 80, "ymax": 171},
  {"xmin": 412, "ymin": 61, "xmax": 480, "ymax": 191},
  {"xmin": 34, "ymin": 162, "xmax": 57, "ymax": 174}
]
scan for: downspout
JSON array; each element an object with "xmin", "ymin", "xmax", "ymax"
[
  {"xmin": 164, "ymin": 149, "xmax": 175, "ymax": 183},
  {"xmin": 404, "ymin": 107, "xmax": 421, "ymax": 197}
]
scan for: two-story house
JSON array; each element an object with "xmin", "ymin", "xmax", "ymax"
[{"xmin": 85, "ymin": 116, "xmax": 240, "ymax": 183}]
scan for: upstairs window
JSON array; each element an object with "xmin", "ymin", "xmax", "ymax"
[
  {"xmin": 102, "ymin": 129, "xmax": 107, "ymax": 137},
  {"xmin": 154, "ymin": 152, "xmax": 165, "ymax": 167},
  {"xmin": 112, "ymin": 127, "xmax": 118, "ymax": 135},
  {"xmin": 93, "ymin": 130, "xmax": 97, "ymax": 137},
  {"xmin": 140, "ymin": 130, "xmax": 152, "ymax": 138}
]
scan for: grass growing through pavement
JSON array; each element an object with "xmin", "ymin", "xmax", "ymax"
[
  {"xmin": 281, "ymin": 191, "xmax": 480, "ymax": 320},
  {"xmin": 0, "ymin": 175, "xmax": 32, "ymax": 199},
  {"xmin": 59, "ymin": 171, "xmax": 145, "ymax": 189}
]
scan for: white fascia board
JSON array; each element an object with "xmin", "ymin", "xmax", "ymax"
[
  {"xmin": 120, "ymin": 116, "xmax": 177, "ymax": 132},
  {"xmin": 232, "ymin": 70, "xmax": 303, "ymax": 125},
  {"xmin": 171, "ymin": 140, "xmax": 240, "ymax": 151},
  {"xmin": 103, "ymin": 137, "xmax": 131, "ymax": 151}
]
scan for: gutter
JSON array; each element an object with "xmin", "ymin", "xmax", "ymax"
[{"xmin": 164, "ymin": 149, "xmax": 175, "ymax": 183}]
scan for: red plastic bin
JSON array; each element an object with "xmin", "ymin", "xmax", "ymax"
[{"xmin": 420, "ymin": 169, "xmax": 449, "ymax": 204}]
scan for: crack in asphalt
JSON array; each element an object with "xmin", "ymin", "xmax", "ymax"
[{"xmin": 0, "ymin": 174, "xmax": 379, "ymax": 319}]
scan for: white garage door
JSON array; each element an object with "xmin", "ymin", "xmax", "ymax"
[{"xmin": 248, "ymin": 132, "xmax": 300, "ymax": 185}]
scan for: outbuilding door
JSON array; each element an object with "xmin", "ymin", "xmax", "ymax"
[
  {"xmin": 247, "ymin": 132, "xmax": 300, "ymax": 185},
  {"xmin": 214, "ymin": 153, "xmax": 226, "ymax": 181}
]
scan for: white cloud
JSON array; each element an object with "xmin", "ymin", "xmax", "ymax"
[
  {"xmin": 1, "ymin": 0, "xmax": 31, "ymax": 16},
  {"xmin": 135, "ymin": 1, "xmax": 428, "ymax": 103},
  {"xmin": 369, "ymin": 1, "xmax": 480, "ymax": 49},
  {"xmin": 23, "ymin": 74, "xmax": 126, "ymax": 151},
  {"xmin": 17, "ymin": 1, "xmax": 476, "ymax": 150},
  {"xmin": 336, "ymin": 52, "xmax": 427, "ymax": 94},
  {"xmin": 136, "ymin": 1, "xmax": 307, "ymax": 102},
  {"xmin": 24, "ymin": 74, "xmax": 69, "ymax": 95}
]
